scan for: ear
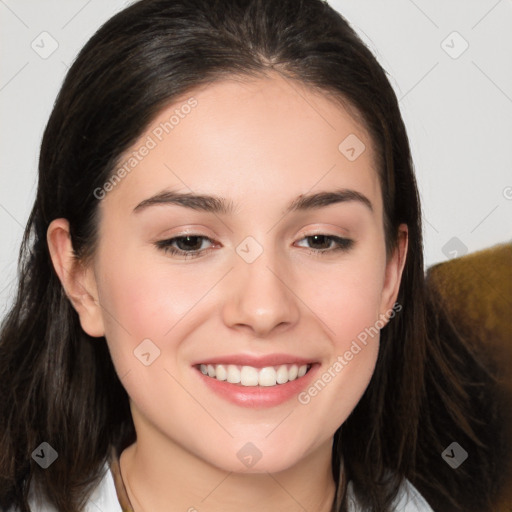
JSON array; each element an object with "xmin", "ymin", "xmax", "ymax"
[
  {"xmin": 47, "ymin": 218, "xmax": 105, "ymax": 337},
  {"xmin": 379, "ymin": 223, "xmax": 408, "ymax": 317}
]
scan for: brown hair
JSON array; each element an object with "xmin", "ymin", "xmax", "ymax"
[{"xmin": 0, "ymin": 0, "xmax": 501, "ymax": 510}]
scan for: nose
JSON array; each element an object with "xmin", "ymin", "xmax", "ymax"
[{"xmin": 221, "ymin": 245, "xmax": 300, "ymax": 338}]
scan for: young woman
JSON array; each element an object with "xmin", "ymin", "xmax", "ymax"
[{"xmin": 0, "ymin": 0, "xmax": 502, "ymax": 511}]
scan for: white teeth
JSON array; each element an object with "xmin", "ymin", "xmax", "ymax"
[
  {"xmin": 215, "ymin": 364, "xmax": 227, "ymax": 381},
  {"xmin": 199, "ymin": 363, "xmax": 310, "ymax": 387},
  {"xmin": 240, "ymin": 366, "xmax": 259, "ymax": 386},
  {"xmin": 227, "ymin": 364, "xmax": 241, "ymax": 384},
  {"xmin": 276, "ymin": 365, "xmax": 288, "ymax": 384},
  {"xmin": 259, "ymin": 367, "xmax": 277, "ymax": 387}
]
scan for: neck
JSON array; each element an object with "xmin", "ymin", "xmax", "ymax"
[{"xmin": 120, "ymin": 427, "xmax": 337, "ymax": 512}]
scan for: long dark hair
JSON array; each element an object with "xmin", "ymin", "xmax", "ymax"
[{"xmin": 0, "ymin": 0, "xmax": 502, "ymax": 510}]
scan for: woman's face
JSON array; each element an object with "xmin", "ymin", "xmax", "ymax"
[{"xmin": 73, "ymin": 73, "xmax": 406, "ymax": 473}]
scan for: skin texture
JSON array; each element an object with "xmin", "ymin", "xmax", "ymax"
[{"xmin": 47, "ymin": 73, "xmax": 408, "ymax": 512}]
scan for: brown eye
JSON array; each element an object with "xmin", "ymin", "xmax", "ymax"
[
  {"xmin": 172, "ymin": 236, "xmax": 204, "ymax": 251},
  {"xmin": 296, "ymin": 235, "xmax": 354, "ymax": 253},
  {"xmin": 155, "ymin": 235, "xmax": 215, "ymax": 259}
]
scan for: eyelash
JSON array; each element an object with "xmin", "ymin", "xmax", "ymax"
[{"xmin": 155, "ymin": 234, "xmax": 354, "ymax": 260}]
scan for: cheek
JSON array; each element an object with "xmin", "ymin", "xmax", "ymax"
[
  {"xmin": 298, "ymin": 252, "xmax": 386, "ymax": 345},
  {"xmin": 93, "ymin": 241, "xmax": 201, "ymax": 370},
  {"xmin": 293, "ymin": 251, "xmax": 385, "ymax": 423},
  {"xmin": 96, "ymin": 238, "xmax": 213, "ymax": 331},
  {"xmin": 94, "ymin": 252, "xmax": 208, "ymax": 422}
]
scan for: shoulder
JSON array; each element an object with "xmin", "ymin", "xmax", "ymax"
[
  {"xmin": 8, "ymin": 462, "xmax": 122, "ymax": 512},
  {"xmin": 346, "ymin": 477, "xmax": 434, "ymax": 512}
]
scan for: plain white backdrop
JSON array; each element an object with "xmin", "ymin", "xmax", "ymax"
[{"xmin": 1, "ymin": 0, "xmax": 511, "ymax": 316}]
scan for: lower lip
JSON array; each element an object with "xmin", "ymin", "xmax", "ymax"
[{"xmin": 194, "ymin": 364, "xmax": 319, "ymax": 408}]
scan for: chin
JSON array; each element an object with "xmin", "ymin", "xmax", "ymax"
[{"xmin": 198, "ymin": 439, "xmax": 310, "ymax": 475}]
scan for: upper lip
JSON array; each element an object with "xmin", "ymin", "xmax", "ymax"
[{"xmin": 192, "ymin": 353, "xmax": 317, "ymax": 368}]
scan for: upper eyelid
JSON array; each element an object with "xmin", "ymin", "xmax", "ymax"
[
  {"xmin": 160, "ymin": 224, "xmax": 351, "ymax": 242},
  {"xmin": 154, "ymin": 219, "xmax": 351, "ymax": 242}
]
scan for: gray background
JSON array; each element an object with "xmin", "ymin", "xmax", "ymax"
[{"xmin": 1, "ymin": 0, "xmax": 511, "ymax": 316}]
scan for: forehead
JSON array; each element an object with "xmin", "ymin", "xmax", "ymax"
[{"xmin": 101, "ymin": 73, "xmax": 382, "ymax": 217}]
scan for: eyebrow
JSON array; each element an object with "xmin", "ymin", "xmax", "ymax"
[{"xmin": 132, "ymin": 188, "xmax": 373, "ymax": 215}]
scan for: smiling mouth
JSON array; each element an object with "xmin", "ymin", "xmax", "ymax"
[{"xmin": 195, "ymin": 363, "xmax": 312, "ymax": 387}]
